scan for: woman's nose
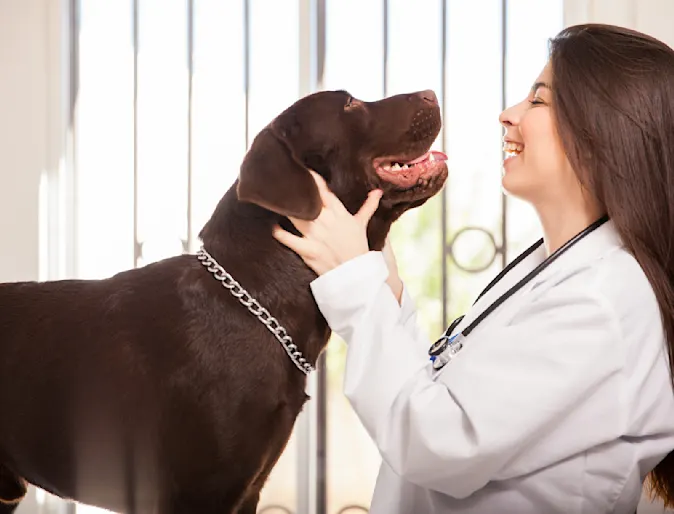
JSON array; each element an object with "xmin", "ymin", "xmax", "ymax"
[{"xmin": 499, "ymin": 105, "xmax": 516, "ymax": 128}]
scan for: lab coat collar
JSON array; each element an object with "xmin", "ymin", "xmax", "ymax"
[
  {"xmin": 527, "ymin": 218, "xmax": 622, "ymax": 290},
  {"xmin": 463, "ymin": 218, "xmax": 622, "ymax": 328}
]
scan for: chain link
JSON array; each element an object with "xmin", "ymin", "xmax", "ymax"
[{"xmin": 196, "ymin": 247, "xmax": 314, "ymax": 375}]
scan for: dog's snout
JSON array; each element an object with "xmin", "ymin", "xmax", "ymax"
[{"xmin": 418, "ymin": 89, "xmax": 438, "ymax": 105}]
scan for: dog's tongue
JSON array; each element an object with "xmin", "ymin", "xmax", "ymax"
[{"xmin": 404, "ymin": 150, "xmax": 448, "ymax": 165}]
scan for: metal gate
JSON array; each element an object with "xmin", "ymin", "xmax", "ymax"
[{"xmin": 63, "ymin": 1, "xmax": 562, "ymax": 513}]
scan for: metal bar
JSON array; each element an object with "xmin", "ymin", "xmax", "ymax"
[
  {"xmin": 65, "ymin": 0, "xmax": 79, "ymax": 498},
  {"xmin": 296, "ymin": 1, "xmax": 322, "ymax": 510},
  {"xmin": 186, "ymin": 0, "xmax": 194, "ymax": 253},
  {"xmin": 295, "ymin": 374, "xmax": 317, "ymax": 514},
  {"xmin": 65, "ymin": 0, "xmax": 79, "ymax": 483},
  {"xmin": 500, "ymin": 0, "xmax": 508, "ymax": 267},
  {"xmin": 243, "ymin": 0, "xmax": 250, "ymax": 150},
  {"xmin": 316, "ymin": 0, "xmax": 325, "ymax": 90},
  {"xmin": 66, "ymin": 0, "xmax": 80, "ymax": 281},
  {"xmin": 294, "ymin": 1, "xmax": 328, "ymax": 511},
  {"xmin": 296, "ymin": 1, "xmax": 315, "ymax": 510},
  {"xmin": 314, "ymin": 0, "xmax": 328, "ymax": 508},
  {"xmin": 133, "ymin": 0, "xmax": 140, "ymax": 266},
  {"xmin": 382, "ymin": 0, "xmax": 388, "ymax": 97},
  {"xmin": 440, "ymin": 0, "xmax": 448, "ymax": 330},
  {"xmin": 316, "ymin": 354, "xmax": 327, "ymax": 514},
  {"xmin": 298, "ymin": 0, "xmax": 313, "ymax": 97}
]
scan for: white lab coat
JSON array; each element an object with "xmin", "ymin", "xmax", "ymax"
[{"xmin": 310, "ymin": 220, "xmax": 674, "ymax": 514}]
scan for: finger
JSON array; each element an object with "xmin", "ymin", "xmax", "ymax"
[
  {"xmin": 309, "ymin": 170, "xmax": 347, "ymax": 213},
  {"xmin": 354, "ymin": 188, "xmax": 383, "ymax": 225},
  {"xmin": 272, "ymin": 225, "xmax": 317, "ymax": 258},
  {"xmin": 286, "ymin": 215, "xmax": 314, "ymax": 237},
  {"xmin": 287, "ymin": 216, "xmax": 333, "ymax": 244}
]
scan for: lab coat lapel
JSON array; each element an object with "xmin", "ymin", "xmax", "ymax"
[
  {"xmin": 452, "ymin": 242, "xmax": 547, "ymax": 335},
  {"xmin": 524, "ymin": 219, "xmax": 622, "ymax": 291},
  {"xmin": 451, "ymin": 219, "xmax": 622, "ymax": 338}
]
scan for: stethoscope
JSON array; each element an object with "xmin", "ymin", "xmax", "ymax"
[{"xmin": 428, "ymin": 214, "xmax": 610, "ymax": 370}]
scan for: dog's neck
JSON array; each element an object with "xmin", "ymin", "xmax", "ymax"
[
  {"xmin": 196, "ymin": 183, "xmax": 394, "ymax": 371},
  {"xmin": 198, "ymin": 186, "xmax": 312, "ymax": 274},
  {"xmin": 199, "ymin": 182, "xmax": 395, "ymax": 271}
]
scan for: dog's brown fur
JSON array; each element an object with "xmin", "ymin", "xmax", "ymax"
[{"xmin": 0, "ymin": 89, "xmax": 447, "ymax": 513}]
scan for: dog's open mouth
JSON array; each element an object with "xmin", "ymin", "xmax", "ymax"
[{"xmin": 373, "ymin": 150, "xmax": 448, "ymax": 190}]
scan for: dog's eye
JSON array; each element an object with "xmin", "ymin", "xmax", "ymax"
[{"xmin": 344, "ymin": 97, "xmax": 360, "ymax": 110}]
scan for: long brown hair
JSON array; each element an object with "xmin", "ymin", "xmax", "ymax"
[{"xmin": 549, "ymin": 23, "xmax": 674, "ymax": 506}]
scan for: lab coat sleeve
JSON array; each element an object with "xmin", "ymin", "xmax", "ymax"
[
  {"xmin": 310, "ymin": 252, "xmax": 626, "ymax": 499},
  {"xmin": 398, "ymin": 283, "xmax": 431, "ymax": 349},
  {"xmin": 311, "ymin": 251, "xmax": 430, "ymax": 362}
]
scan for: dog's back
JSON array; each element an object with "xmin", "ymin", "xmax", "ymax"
[
  {"xmin": 0, "ymin": 260, "xmax": 184, "ymax": 508},
  {"xmin": 0, "ymin": 249, "xmax": 314, "ymax": 512}
]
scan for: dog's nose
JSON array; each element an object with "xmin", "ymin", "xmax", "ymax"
[{"xmin": 418, "ymin": 89, "xmax": 438, "ymax": 105}]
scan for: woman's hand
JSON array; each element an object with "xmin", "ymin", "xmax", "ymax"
[{"xmin": 272, "ymin": 171, "xmax": 383, "ymax": 276}]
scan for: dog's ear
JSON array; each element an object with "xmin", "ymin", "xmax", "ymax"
[{"xmin": 236, "ymin": 128, "xmax": 322, "ymax": 220}]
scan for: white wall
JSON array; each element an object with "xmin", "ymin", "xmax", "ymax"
[
  {"xmin": 565, "ymin": 0, "xmax": 674, "ymax": 48},
  {"xmin": 0, "ymin": 0, "xmax": 69, "ymax": 285},
  {"xmin": 0, "ymin": 1, "xmax": 71, "ymax": 511},
  {"xmin": 0, "ymin": 0, "xmax": 46, "ymax": 282}
]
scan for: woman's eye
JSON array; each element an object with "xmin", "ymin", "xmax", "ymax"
[{"xmin": 529, "ymin": 98, "xmax": 545, "ymax": 106}]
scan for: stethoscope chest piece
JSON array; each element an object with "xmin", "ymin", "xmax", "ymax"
[
  {"xmin": 429, "ymin": 331, "xmax": 465, "ymax": 370},
  {"xmin": 429, "ymin": 314, "xmax": 465, "ymax": 370}
]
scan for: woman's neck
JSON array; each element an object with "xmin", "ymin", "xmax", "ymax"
[{"xmin": 535, "ymin": 200, "xmax": 605, "ymax": 257}]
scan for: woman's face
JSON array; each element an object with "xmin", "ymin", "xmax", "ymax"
[{"xmin": 498, "ymin": 61, "xmax": 578, "ymax": 205}]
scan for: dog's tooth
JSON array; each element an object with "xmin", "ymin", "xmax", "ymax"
[
  {"xmin": 402, "ymin": 164, "xmax": 409, "ymax": 170},
  {"xmin": 392, "ymin": 163, "xmax": 401, "ymax": 171},
  {"xmin": 383, "ymin": 164, "xmax": 391, "ymax": 171},
  {"xmin": 429, "ymin": 153, "xmax": 435, "ymax": 162}
]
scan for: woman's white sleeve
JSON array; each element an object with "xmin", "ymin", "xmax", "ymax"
[
  {"xmin": 398, "ymin": 282, "xmax": 431, "ymax": 350},
  {"xmin": 310, "ymin": 251, "xmax": 625, "ymax": 499}
]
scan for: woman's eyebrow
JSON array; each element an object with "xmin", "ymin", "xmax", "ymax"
[{"xmin": 530, "ymin": 81, "xmax": 552, "ymax": 94}]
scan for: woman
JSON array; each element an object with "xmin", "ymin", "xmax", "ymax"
[{"xmin": 273, "ymin": 24, "xmax": 674, "ymax": 513}]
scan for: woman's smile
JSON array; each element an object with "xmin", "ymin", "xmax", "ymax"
[{"xmin": 502, "ymin": 140, "xmax": 524, "ymax": 171}]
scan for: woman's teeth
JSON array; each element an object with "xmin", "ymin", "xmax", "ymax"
[{"xmin": 503, "ymin": 141, "xmax": 524, "ymax": 157}]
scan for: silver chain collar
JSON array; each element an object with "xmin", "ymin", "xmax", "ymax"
[{"xmin": 196, "ymin": 246, "xmax": 314, "ymax": 375}]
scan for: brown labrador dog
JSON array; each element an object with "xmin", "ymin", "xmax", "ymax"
[{"xmin": 0, "ymin": 89, "xmax": 448, "ymax": 514}]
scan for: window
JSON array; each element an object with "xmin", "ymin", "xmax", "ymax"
[{"xmin": 64, "ymin": 1, "xmax": 563, "ymax": 512}]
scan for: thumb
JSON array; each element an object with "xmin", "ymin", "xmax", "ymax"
[{"xmin": 355, "ymin": 189, "xmax": 383, "ymax": 225}]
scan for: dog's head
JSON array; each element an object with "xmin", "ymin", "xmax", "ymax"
[{"xmin": 236, "ymin": 89, "xmax": 448, "ymax": 245}]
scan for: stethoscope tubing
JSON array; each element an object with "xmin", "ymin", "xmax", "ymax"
[{"xmin": 429, "ymin": 214, "xmax": 610, "ymax": 361}]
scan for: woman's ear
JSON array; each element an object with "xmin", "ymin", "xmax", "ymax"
[{"xmin": 236, "ymin": 128, "xmax": 322, "ymax": 220}]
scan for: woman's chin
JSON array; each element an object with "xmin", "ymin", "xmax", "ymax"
[
  {"xmin": 502, "ymin": 153, "xmax": 521, "ymax": 174},
  {"xmin": 500, "ymin": 159, "xmax": 529, "ymax": 200}
]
